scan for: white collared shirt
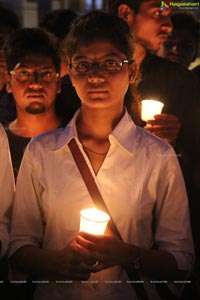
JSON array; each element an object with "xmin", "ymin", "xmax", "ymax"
[
  {"xmin": 0, "ymin": 123, "xmax": 15, "ymax": 258},
  {"xmin": 9, "ymin": 110, "xmax": 194, "ymax": 299}
]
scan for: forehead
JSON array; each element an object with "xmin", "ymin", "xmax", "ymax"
[
  {"xmin": 15, "ymin": 54, "xmax": 55, "ymax": 69},
  {"xmin": 72, "ymin": 39, "xmax": 125, "ymax": 60}
]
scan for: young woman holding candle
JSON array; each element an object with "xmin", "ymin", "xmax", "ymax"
[{"xmin": 9, "ymin": 11, "xmax": 194, "ymax": 300}]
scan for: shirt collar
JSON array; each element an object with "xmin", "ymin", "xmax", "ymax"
[
  {"xmin": 53, "ymin": 109, "xmax": 80, "ymax": 151},
  {"xmin": 110, "ymin": 109, "xmax": 137, "ymax": 154},
  {"xmin": 53, "ymin": 108, "xmax": 137, "ymax": 154}
]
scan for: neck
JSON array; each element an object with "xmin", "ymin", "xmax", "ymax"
[
  {"xmin": 9, "ymin": 110, "xmax": 61, "ymax": 138},
  {"xmin": 77, "ymin": 106, "xmax": 124, "ymax": 142},
  {"xmin": 76, "ymin": 106, "xmax": 124, "ymax": 175}
]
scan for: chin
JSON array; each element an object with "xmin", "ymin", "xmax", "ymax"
[{"xmin": 25, "ymin": 104, "xmax": 46, "ymax": 114}]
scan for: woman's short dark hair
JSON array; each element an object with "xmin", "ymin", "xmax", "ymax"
[
  {"xmin": 3, "ymin": 27, "xmax": 60, "ymax": 72},
  {"xmin": 60, "ymin": 10, "xmax": 134, "ymax": 62}
]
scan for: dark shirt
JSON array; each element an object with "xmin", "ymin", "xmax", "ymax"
[
  {"xmin": 5, "ymin": 129, "xmax": 31, "ymax": 181},
  {"xmin": 139, "ymin": 53, "xmax": 200, "ymax": 176},
  {"xmin": 0, "ymin": 86, "xmax": 16, "ymax": 125},
  {"xmin": 192, "ymin": 65, "xmax": 200, "ymax": 84}
]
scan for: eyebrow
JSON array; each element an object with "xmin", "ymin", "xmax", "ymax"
[
  {"xmin": 20, "ymin": 65, "xmax": 54, "ymax": 68},
  {"xmin": 72, "ymin": 52, "xmax": 124, "ymax": 61},
  {"xmin": 13, "ymin": 62, "xmax": 55, "ymax": 70}
]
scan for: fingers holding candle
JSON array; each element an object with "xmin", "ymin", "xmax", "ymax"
[
  {"xmin": 77, "ymin": 232, "xmax": 130, "ymax": 271},
  {"xmin": 144, "ymin": 113, "xmax": 181, "ymax": 146},
  {"xmin": 52, "ymin": 239, "xmax": 96, "ymax": 280}
]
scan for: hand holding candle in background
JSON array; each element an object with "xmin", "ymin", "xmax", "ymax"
[
  {"xmin": 144, "ymin": 114, "xmax": 181, "ymax": 146},
  {"xmin": 141, "ymin": 99, "xmax": 181, "ymax": 146}
]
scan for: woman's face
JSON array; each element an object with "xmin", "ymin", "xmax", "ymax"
[{"xmin": 68, "ymin": 39, "xmax": 136, "ymax": 112}]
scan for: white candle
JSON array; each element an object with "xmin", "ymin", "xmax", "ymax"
[
  {"xmin": 141, "ymin": 99, "xmax": 164, "ymax": 122},
  {"xmin": 80, "ymin": 208, "xmax": 110, "ymax": 235}
]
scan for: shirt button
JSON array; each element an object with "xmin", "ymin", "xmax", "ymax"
[{"xmin": 92, "ymin": 282, "xmax": 98, "ymax": 289}]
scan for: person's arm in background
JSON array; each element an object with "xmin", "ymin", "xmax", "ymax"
[
  {"xmin": 144, "ymin": 113, "xmax": 181, "ymax": 147},
  {"xmin": 0, "ymin": 123, "xmax": 15, "ymax": 259}
]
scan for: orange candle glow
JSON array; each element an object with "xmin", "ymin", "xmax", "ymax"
[
  {"xmin": 141, "ymin": 99, "xmax": 164, "ymax": 122},
  {"xmin": 80, "ymin": 208, "xmax": 110, "ymax": 235}
]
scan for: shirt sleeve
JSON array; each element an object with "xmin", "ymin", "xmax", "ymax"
[
  {"xmin": 0, "ymin": 125, "xmax": 15, "ymax": 259},
  {"xmin": 9, "ymin": 144, "xmax": 45, "ymax": 259},
  {"xmin": 154, "ymin": 147, "xmax": 194, "ymax": 271}
]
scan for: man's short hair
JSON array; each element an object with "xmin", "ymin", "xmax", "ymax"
[
  {"xmin": 3, "ymin": 27, "xmax": 60, "ymax": 72},
  {"xmin": 39, "ymin": 9, "xmax": 78, "ymax": 41},
  {"xmin": 60, "ymin": 10, "xmax": 134, "ymax": 62},
  {"xmin": 107, "ymin": 0, "xmax": 148, "ymax": 14}
]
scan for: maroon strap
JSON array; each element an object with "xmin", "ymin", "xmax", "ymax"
[{"xmin": 68, "ymin": 138, "xmax": 121, "ymax": 239}]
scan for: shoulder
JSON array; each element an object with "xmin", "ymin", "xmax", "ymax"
[
  {"xmin": 143, "ymin": 53, "xmax": 197, "ymax": 80},
  {"xmin": 134, "ymin": 125, "xmax": 175, "ymax": 161},
  {"xmin": 28, "ymin": 127, "xmax": 66, "ymax": 153}
]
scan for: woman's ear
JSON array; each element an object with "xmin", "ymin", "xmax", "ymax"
[
  {"xmin": 118, "ymin": 4, "xmax": 135, "ymax": 27},
  {"xmin": 56, "ymin": 77, "xmax": 61, "ymax": 94},
  {"xmin": 129, "ymin": 61, "xmax": 138, "ymax": 84}
]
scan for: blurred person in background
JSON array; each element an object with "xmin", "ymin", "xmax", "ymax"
[
  {"xmin": 157, "ymin": 12, "xmax": 199, "ymax": 69},
  {"xmin": 0, "ymin": 6, "xmax": 21, "ymax": 125},
  {"xmin": 0, "ymin": 123, "xmax": 15, "ymax": 274}
]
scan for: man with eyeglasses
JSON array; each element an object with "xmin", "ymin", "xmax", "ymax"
[
  {"xmin": 0, "ymin": 27, "xmax": 64, "ymax": 300},
  {"xmin": 9, "ymin": 11, "xmax": 193, "ymax": 300},
  {"xmin": 3, "ymin": 27, "xmax": 63, "ymax": 180}
]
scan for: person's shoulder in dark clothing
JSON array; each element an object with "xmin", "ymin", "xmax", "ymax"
[
  {"xmin": 192, "ymin": 64, "xmax": 200, "ymax": 83},
  {"xmin": 139, "ymin": 52, "xmax": 199, "ymax": 112}
]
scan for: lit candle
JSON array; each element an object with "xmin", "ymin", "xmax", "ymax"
[
  {"xmin": 141, "ymin": 99, "xmax": 164, "ymax": 122},
  {"xmin": 80, "ymin": 208, "xmax": 110, "ymax": 235}
]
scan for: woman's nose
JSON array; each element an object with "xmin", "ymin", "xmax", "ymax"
[{"xmin": 87, "ymin": 73, "xmax": 105, "ymax": 84}]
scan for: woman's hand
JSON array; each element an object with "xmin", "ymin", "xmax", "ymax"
[
  {"xmin": 51, "ymin": 237, "xmax": 98, "ymax": 280},
  {"xmin": 76, "ymin": 232, "xmax": 131, "ymax": 272}
]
